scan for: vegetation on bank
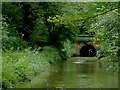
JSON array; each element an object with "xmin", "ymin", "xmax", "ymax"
[
  {"xmin": 2, "ymin": 46, "xmax": 61, "ymax": 88},
  {"xmin": 0, "ymin": 56, "xmax": 1, "ymax": 88},
  {"xmin": 88, "ymin": 6, "xmax": 119, "ymax": 72},
  {"xmin": 1, "ymin": 2, "xmax": 119, "ymax": 88},
  {"xmin": 2, "ymin": 41, "xmax": 76, "ymax": 88}
]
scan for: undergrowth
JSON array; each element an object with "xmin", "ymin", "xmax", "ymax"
[
  {"xmin": 2, "ymin": 46, "xmax": 61, "ymax": 88},
  {"xmin": 100, "ymin": 56, "xmax": 118, "ymax": 72}
]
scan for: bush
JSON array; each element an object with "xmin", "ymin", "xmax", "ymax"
[
  {"xmin": 2, "ymin": 46, "xmax": 61, "ymax": 88},
  {"xmin": 64, "ymin": 40, "xmax": 76, "ymax": 57},
  {"xmin": 0, "ymin": 56, "xmax": 2, "ymax": 88},
  {"xmin": 100, "ymin": 56, "xmax": 118, "ymax": 72},
  {"xmin": 2, "ymin": 19, "xmax": 28, "ymax": 51}
]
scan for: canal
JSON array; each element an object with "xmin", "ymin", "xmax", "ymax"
[{"xmin": 17, "ymin": 57, "xmax": 118, "ymax": 88}]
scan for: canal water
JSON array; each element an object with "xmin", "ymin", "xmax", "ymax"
[{"xmin": 17, "ymin": 57, "xmax": 118, "ymax": 88}]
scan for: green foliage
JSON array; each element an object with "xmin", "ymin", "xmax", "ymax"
[
  {"xmin": 64, "ymin": 40, "xmax": 76, "ymax": 57},
  {"xmin": 2, "ymin": 18, "xmax": 28, "ymax": 51},
  {"xmin": 43, "ymin": 46, "xmax": 61, "ymax": 64},
  {"xmin": 2, "ymin": 46, "xmax": 61, "ymax": 88},
  {"xmin": 100, "ymin": 56, "xmax": 118, "ymax": 72},
  {"xmin": 49, "ymin": 2, "xmax": 118, "ymax": 71},
  {"xmin": 75, "ymin": 53, "xmax": 80, "ymax": 56},
  {"xmin": 47, "ymin": 14, "xmax": 79, "ymax": 37},
  {"xmin": 47, "ymin": 13, "xmax": 79, "ymax": 59},
  {"xmin": 86, "ymin": 3, "xmax": 118, "ymax": 71},
  {"xmin": 0, "ymin": 57, "xmax": 2, "ymax": 87},
  {"xmin": 2, "ymin": 2, "xmax": 81, "ymax": 59},
  {"xmin": 2, "ymin": 4, "xmax": 119, "ymax": 89},
  {"xmin": 76, "ymin": 36, "xmax": 90, "ymax": 42},
  {"xmin": 2, "ymin": 2, "xmax": 23, "ymax": 37}
]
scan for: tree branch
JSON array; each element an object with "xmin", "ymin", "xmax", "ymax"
[{"xmin": 82, "ymin": 7, "xmax": 119, "ymax": 24}]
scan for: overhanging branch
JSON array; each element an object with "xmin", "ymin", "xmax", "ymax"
[{"xmin": 82, "ymin": 7, "xmax": 119, "ymax": 24}]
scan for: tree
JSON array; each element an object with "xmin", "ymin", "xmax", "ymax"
[
  {"xmin": 2, "ymin": 2, "xmax": 119, "ymax": 63},
  {"xmin": 47, "ymin": 2, "xmax": 119, "ymax": 62}
]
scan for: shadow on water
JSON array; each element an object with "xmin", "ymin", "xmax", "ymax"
[{"xmin": 17, "ymin": 57, "xmax": 118, "ymax": 88}]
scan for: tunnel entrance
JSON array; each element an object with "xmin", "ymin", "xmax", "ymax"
[{"xmin": 80, "ymin": 44, "xmax": 96, "ymax": 57}]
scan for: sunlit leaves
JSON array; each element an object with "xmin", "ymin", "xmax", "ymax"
[{"xmin": 47, "ymin": 15, "xmax": 60, "ymax": 24}]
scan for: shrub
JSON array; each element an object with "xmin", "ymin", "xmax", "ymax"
[
  {"xmin": 2, "ymin": 19, "xmax": 28, "ymax": 51},
  {"xmin": 2, "ymin": 46, "xmax": 61, "ymax": 88}
]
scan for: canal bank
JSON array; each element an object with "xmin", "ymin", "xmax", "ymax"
[
  {"xmin": 2, "ymin": 46, "xmax": 61, "ymax": 88},
  {"xmin": 16, "ymin": 57, "xmax": 118, "ymax": 88}
]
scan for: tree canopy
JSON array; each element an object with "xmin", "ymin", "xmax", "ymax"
[{"xmin": 2, "ymin": 2, "xmax": 119, "ymax": 62}]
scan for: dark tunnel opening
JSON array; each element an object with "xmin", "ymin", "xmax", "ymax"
[{"xmin": 80, "ymin": 44, "xmax": 96, "ymax": 57}]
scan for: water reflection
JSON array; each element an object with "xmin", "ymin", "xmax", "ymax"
[{"xmin": 17, "ymin": 57, "xmax": 118, "ymax": 88}]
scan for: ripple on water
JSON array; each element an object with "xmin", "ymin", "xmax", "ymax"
[
  {"xmin": 73, "ymin": 60, "xmax": 86, "ymax": 64},
  {"xmin": 78, "ymin": 74, "xmax": 87, "ymax": 78}
]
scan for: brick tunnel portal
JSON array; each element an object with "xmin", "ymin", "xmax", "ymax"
[{"xmin": 80, "ymin": 44, "xmax": 96, "ymax": 57}]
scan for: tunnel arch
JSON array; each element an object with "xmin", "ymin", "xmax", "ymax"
[{"xmin": 80, "ymin": 44, "xmax": 96, "ymax": 57}]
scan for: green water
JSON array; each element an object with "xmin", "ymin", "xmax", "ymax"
[{"xmin": 17, "ymin": 57, "xmax": 118, "ymax": 88}]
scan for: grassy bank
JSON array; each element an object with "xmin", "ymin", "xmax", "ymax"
[{"xmin": 2, "ymin": 46, "xmax": 61, "ymax": 88}]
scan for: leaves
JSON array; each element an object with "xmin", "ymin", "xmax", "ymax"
[
  {"xmin": 2, "ymin": 2, "xmax": 119, "ymax": 81},
  {"xmin": 2, "ymin": 46, "xmax": 61, "ymax": 88}
]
